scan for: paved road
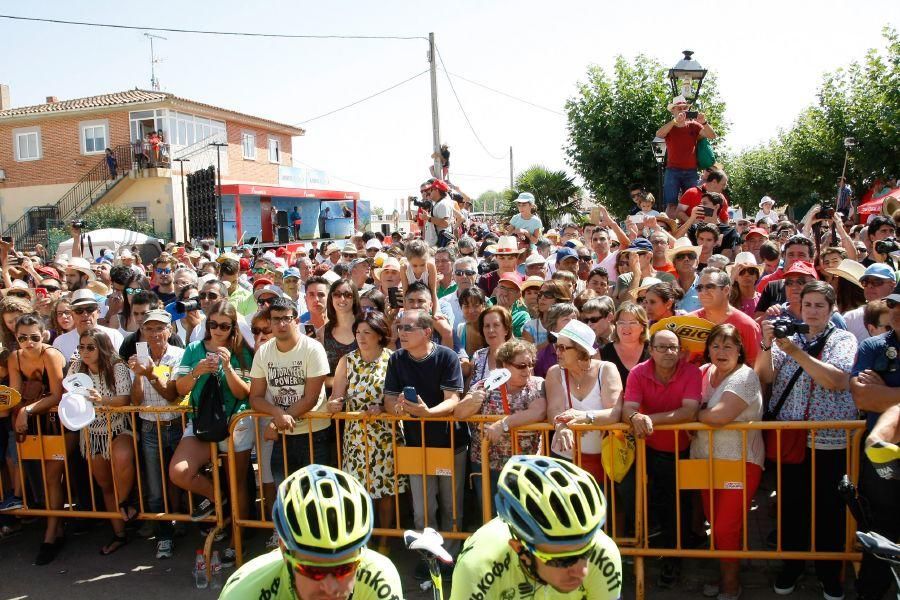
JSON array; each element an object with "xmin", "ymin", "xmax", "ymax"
[{"xmin": 0, "ymin": 518, "xmax": 844, "ymax": 599}]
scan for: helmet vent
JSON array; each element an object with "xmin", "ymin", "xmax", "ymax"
[
  {"xmin": 306, "ymin": 502, "xmax": 321, "ymax": 538},
  {"xmin": 286, "ymin": 499, "xmax": 302, "ymax": 539},
  {"xmin": 505, "ymin": 474, "xmax": 520, "ymax": 498},
  {"xmin": 326, "ymin": 507, "xmax": 339, "ymax": 542},
  {"xmin": 526, "ymin": 496, "xmax": 550, "ymax": 529},
  {"xmin": 300, "ymin": 475, "xmax": 311, "ymax": 497},
  {"xmin": 336, "ymin": 472, "xmax": 352, "ymax": 493},
  {"xmin": 549, "ymin": 492, "xmax": 570, "ymax": 527},
  {"xmin": 343, "ymin": 497, "xmax": 355, "ymax": 531},
  {"xmin": 578, "ymin": 482, "xmax": 596, "ymax": 514},
  {"xmin": 321, "ymin": 481, "xmax": 335, "ymax": 499},
  {"xmin": 569, "ymin": 494, "xmax": 586, "ymax": 526},
  {"xmin": 549, "ymin": 470, "xmax": 568, "ymax": 487},
  {"xmin": 524, "ymin": 469, "xmax": 543, "ymax": 491}
]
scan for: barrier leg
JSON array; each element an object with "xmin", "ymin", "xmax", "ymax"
[{"xmin": 634, "ymin": 555, "xmax": 645, "ymax": 600}]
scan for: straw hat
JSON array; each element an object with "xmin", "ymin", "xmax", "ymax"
[
  {"xmin": 666, "ymin": 238, "xmax": 702, "ymax": 264},
  {"xmin": 493, "ymin": 236, "xmax": 520, "ymax": 255},
  {"xmin": 726, "ymin": 252, "xmax": 763, "ymax": 278},
  {"xmin": 825, "ymin": 259, "xmax": 867, "ymax": 289}
]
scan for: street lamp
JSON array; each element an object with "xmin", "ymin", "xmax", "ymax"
[
  {"xmin": 668, "ymin": 50, "xmax": 707, "ymax": 103},
  {"xmin": 650, "ymin": 137, "xmax": 667, "ymax": 212}
]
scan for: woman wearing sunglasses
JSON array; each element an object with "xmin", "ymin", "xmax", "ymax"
[
  {"xmin": 66, "ymin": 328, "xmax": 135, "ymax": 556},
  {"xmin": 522, "ymin": 281, "xmax": 571, "ymax": 351},
  {"xmin": 220, "ymin": 465, "xmax": 402, "ymax": 600},
  {"xmin": 7, "ymin": 314, "xmax": 66, "ymax": 565},
  {"xmin": 317, "ymin": 280, "xmax": 360, "ymax": 394},
  {"xmin": 451, "ymin": 455, "xmax": 622, "ymax": 599},
  {"xmin": 171, "ymin": 300, "xmax": 253, "ymax": 554},
  {"xmin": 455, "ymin": 339, "xmax": 545, "ymax": 511}
]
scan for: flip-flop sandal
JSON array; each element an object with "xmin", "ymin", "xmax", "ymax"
[
  {"xmin": 119, "ymin": 502, "xmax": 138, "ymax": 523},
  {"xmin": 100, "ymin": 534, "xmax": 128, "ymax": 555}
]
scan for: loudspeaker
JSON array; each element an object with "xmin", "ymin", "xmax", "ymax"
[
  {"xmin": 275, "ymin": 210, "xmax": 288, "ymax": 227},
  {"xmin": 381, "ymin": 224, "xmax": 391, "ymax": 235},
  {"xmin": 277, "ymin": 227, "xmax": 290, "ymax": 244}
]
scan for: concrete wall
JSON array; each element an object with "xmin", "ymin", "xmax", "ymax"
[{"xmin": 0, "ymin": 182, "xmax": 74, "ymax": 232}]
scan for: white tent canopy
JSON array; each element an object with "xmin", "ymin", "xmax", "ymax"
[{"xmin": 55, "ymin": 228, "xmax": 163, "ymax": 263}]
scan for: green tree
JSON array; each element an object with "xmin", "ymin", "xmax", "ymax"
[
  {"xmin": 565, "ymin": 54, "xmax": 728, "ymax": 217},
  {"xmin": 474, "ymin": 190, "xmax": 503, "ymax": 214},
  {"xmin": 372, "ymin": 206, "xmax": 385, "ymax": 219},
  {"xmin": 725, "ymin": 26, "xmax": 899, "ymax": 217},
  {"xmin": 501, "ymin": 165, "xmax": 583, "ymax": 227}
]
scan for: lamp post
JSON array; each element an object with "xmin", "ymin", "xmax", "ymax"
[
  {"xmin": 173, "ymin": 158, "xmax": 190, "ymax": 243},
  {"xmin": 668, "ymin": 50, "xmax": 707, "ymax": 104},
  {"xmin": 209, "ymin": 142, "xmax": 228, "ymax": 252},
  {"xmin": 651, "ymin": 137, "xmax": 667, "ymax": 212}
]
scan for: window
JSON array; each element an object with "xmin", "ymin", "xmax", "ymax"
[
  {"xmin": 80, "ymin": 121, "xmax": 108, "ymax": 155},
  {"xmin": 242, "ymin": 132, "xmax": 256, "ymax": 160},
  {"xmin": 268, "ymin": 137, "xmax": 280, "ymax": 164},
  {"xmin": 14, "ymin": 129, "xmax": 41, "ymax": 161},
  {"xmin": 132, "ymin": 206, "xmax": 149, "ymax": 222}
]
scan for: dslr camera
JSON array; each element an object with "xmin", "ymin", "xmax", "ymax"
[
  {"xmin": 814, "ymin": 201, "xmax": 835, "ymax": 221},
  {"xmin": 408, "ymin": 196, "xmax": 433, "ymax": 211},
  {"xmin": 875, "ymin": 237, "xmax": 900, "ymax": 256},
  {"xmin": 71, "ymin": 220, "xmax": 85, "ymax": 229},
  {"xmin": 175, "ymin": 299, "xmax": 201, "ymax": 313},
  {"xmin": 771, "ymin": 317, "xmax": 810, "ymax": 339}
]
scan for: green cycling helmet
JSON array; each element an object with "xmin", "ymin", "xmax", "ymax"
[
  {"xmin": 273, "ymin": 464, "xmax": 373, "ymax": 559},
  {"xmin": 495, "ymin": 455, "xmax": 606, "ymax": 548}
]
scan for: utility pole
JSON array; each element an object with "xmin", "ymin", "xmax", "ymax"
[
  {"xmin": 210, "ymin": 142, "xmax": 228, "ymax": 251},
  {"xmin": 144, "ymin": 33, "xmax": 166, "ymax": 91},
  {"xmin": 174, "ymin": 158, "xmax": 190, "ymax": 243},
  {"xmin": 428, "ymin": 33, "xmax": 442, "ymax": 180},
  {"xmin": 509, "ymin": 146, "xmax": 514, "ymax": 190}
]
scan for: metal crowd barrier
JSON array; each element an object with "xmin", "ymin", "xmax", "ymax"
[{"xmin": 1, "ymin": 406, "xmax": 227, "ymax": 570}]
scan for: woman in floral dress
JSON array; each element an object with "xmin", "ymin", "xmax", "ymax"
[{"xmin": 326, "ymin": 311, "xmax": 405, "ymax": 554}]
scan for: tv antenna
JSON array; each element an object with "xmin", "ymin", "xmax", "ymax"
[{"xmin": 144, "ymin": 32, "xmax": 167, "ymax": 91}]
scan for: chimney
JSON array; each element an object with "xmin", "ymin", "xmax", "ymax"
[
  {"xmin": 0, "ymin": 84, "xmax": 10, "ymax": 111},
  {"xmin": 46, "ymin": 96, "xmax": 58, "ymax": 104}
]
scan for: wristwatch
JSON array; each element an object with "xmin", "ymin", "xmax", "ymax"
[
  {"xmin": 587, "ymin": 411, "xmax": 596, "ymax": 425},
  {"xmin": 760, "ymin": 340, "xmax": 771, "ymax": 351},
  {"xmin": 501, "ymin": 419, "xmax": 510, "ymax": 433},
  {"xmin": 25, "ymin": 404, "xmax": 34, "ymax": 417}
]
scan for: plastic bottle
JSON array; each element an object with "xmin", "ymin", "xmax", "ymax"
[
  {"xmin": 194, "ymin": 549, "xmax": 209, "ymax": 589},
  {"xmin": 210, "ymin": 550, "xmax": 223, "ymax": 590}
]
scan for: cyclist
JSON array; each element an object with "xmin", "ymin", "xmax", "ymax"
[
  {"xmin": 451, "ymin": 455, "xmax": 622, "ymax": 599},
  {"xmin": 221, "ymin": 464, "xmax": 403, "ymax": 600}
]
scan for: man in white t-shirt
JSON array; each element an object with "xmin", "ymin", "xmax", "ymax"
[
  {"xmin": 249, "ymin": 297, "xmax": 330, "ymax": 485},
  {"xmin": 422, "ymin": 179, "xmax": 454, "ymax": 247},
  {"xmin": 508, "ymin": 192, "xmax": 543, "ymax": 244},
  {"xmin": 54, "ymin": 289, "xmax": 124, "ymax": 361}
]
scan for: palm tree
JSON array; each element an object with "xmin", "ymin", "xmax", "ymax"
[{"xmin": 502, "ymin": 165, "xmax": 583, "ymax": 227}]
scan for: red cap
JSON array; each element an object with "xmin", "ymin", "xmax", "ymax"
[
  {"xmin": 421, "ymin": 178, "xmax": 450, "ymax": 193},
  {"xmin": 239, "ymin": 258, "xmax": 251, "ymax": 271},
  {"xmin": 275, "ymin": 247, "xmax": 287, "ymax": 257},
  {"xmin": 252, "ymin": 277, "xmax": 273, "ymax": 290},
  {"xmin": 783, "ymin": 261, "xmax": 819, "ymax": 280},
  {"xmin": 498, "ymin": 272, "xmax": 524, "ymax": 289},
  {"xmin": 36, "ymin": 266, "xmax": 60, "ymax": 279},
  {"xmin": 746, "ymin": 227, "xmax": 769, "ymax": 238}
]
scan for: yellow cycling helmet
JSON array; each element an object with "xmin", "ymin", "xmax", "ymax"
[
  {"xmin": 273, "ymin": 464, "xmax": 373, "ymax": 559},
  {"xmin": 495, "ymin": 455, "xmax": 606, "ymax": 548}
]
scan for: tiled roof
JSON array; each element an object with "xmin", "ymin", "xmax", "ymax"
[{"xmin": 0, "ymin": 88, "xmax": 305, "ymax": 135}]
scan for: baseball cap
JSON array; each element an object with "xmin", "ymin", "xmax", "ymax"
[
  {"xmin": 626, "ymin": 238, "xmax": 653, "ymax": 253},
  {"xmin": 860, "ymin": 263, "xmax": 897, "ymax": 283},
  {"xmin": 555, "ymin": 247, "xmax": 578, "ymax": 263},
  {"xmin": 239, "ymin": 258, "xmax": 251, "ymax": 271},
  {"xmin": 514, "ymin": 192, "xmax": 536, "ymax": 204},
  {"xmin": 497, "ymin": 272, "xmax": 523, "ymax": 290},
  {"xmin": 365, "ymin": 239, "xmax": 382, "ymax": 250},
  {"xmin": 252, "ymin": 277, "xmax": 274, "ymax": 290},
  {"xmin": 524, "ymin": 253, "xmax": 546, "ymax": 267},
  {"xmin": 254, "ymin": 284, "xmax": 286, "ymax": 301},
  {"xmin": 142, "ymin": 309, "xmax": 172, "ymax": 325},
  {"xmin": 282, "ymin": 267, "xmax": 301, "ymax": 280},
  {"xmin": 216, "ymin": 252, "xmax": 241, "ymax": 264},
  {"xmin": 783, "ymin": 261, "xmax": 819, "ymax": 280},
  {"xmin": 746, "ymin": 227, "xmax": 769, "ymax": 239}
]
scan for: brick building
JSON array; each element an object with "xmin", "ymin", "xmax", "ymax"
[{"xmin": 0, "ymin": 85, "xmax": 329, "ymax": 246}]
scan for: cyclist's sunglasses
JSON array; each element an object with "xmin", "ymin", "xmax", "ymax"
[
  {"xmin": 524, "ymin": 540, "xmax": 595, "ymax": 568},
  {"xmin": 284, "ymin": 554, "xmax": 360, "ymax": 581}
]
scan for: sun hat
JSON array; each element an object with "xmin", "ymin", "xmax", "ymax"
[
  {"xmin": 727, "ymin": 252, "xmax": 763, "ymax": 277},
  {"xmin": 556, "ymin": 320, "xmax": 597, "ymax": 357},
  {"xmin": 70, "ymin": 288, "xmax": 100, "ymax": 307},
  {"xmin": 87, "ymin": 280, "xmax": 110, "ymax": 297},
  {"xmin": 826, "ymin": 259, "xmax": 866, "ymax": 289},
  {"xmin": 783, "ymin": 260, "xmax": 819, "ymax": 280},
  {"xmin": 143, "ymin": 309, "xmax": 172, "ymax": 325},
  {"xmin": 119, "ymin": 248, "xmax": 134, "ymax": 259},
  {"xmin": 365, "ymin": 239, "xmax": 382, "ymax": 250},
  {"xmin": 324, "ymin": 244, "xmax": 341, "ymax": 256},
  {"xmin": 515, "ymin": 192, "xmax": 536, "ymax": 205},
  {"xmin": 629, "ymin": 277, "xmax": 662, "ymax": 301},
  {"xmin": 667, "ymin": 95, "xmax": 690, "ymax": 110},
  {"xmin": 524, "ymin": 253, "xmax": 546, "ymax": 267},
  {"xmin": 666, "ymin": 237, "xmax": 703, "ymax": 263},
  {"xmin": 66, "ymin": 256, "xmax": 96, "ymax": 281},
  {"xmin": 759, "ymin": 196, "xmax": 776, "ymax": 208},
  {"xmin": 58, "ymin": 392, "xmax": 96, "ymax": 431},
  {"xmin": 5, "ymin": 279, "xmax": 35, "ymax": 300},
  {"xmin": 521, "ymin": 276, "xmax": 544, "ymax": 291},
  {"xmin": 321, "ymin": 270, "xmax": 341, "ymax": 285},
  {"xmin": 544, "ymin": 229, "xmax": 560, "ymax": 241},
  {"xmin": 494, "ymin": 236, "xmax": 521, "ymax": 255}
]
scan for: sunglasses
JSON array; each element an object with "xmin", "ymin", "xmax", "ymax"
[
  {"xmin": 285, "ymin": 555, "xmax": 360, "ymax": 581},
  {"xmin": 455, "ymin": 269, "xmax": 476, "ymax": 276},
  {"xmin": 526, "ymin": 541, "xmax": 595, "ymax": 568},
  {"xmin": 125, "ymin": 287, "xmax": 142, "ymax": 295},
  {"xmin": 73, "ymin": 306, "xmax": 98, "ymax": 314},
  {"xmin": 251, "ymin": 327, "xmax": 272, "ymax": 336},
  {"xmin": 738, "ymin": 268, "xmax": 759, "ymax": 277},
  {"xmin": 397, "ymin": 324, "xmax": 422, "ymax": 332},
  {"xmin": 861, "ymin": 279, "xmax": 892, "ymax": 288},
  {"xmin": 7, "ymin": 292, "xmax": 31, "ymax": 299},
  {"xmin": 17, "ymin": 334, "xmax": 42, "ymax": 343},
  {"xmin": 198, "ymin": 292, "xmax": 220, "ymax": 300},
  {"xmin": 580, "ymin": 315, "xmax": 604, "ymax": 324},
  {"xmin": 675, "ymin": 253, "xmax": 697, "ymax": 261},
  {"xmin": 578, "ymin": 256, "xmax": 592, "ymax": 262},
  {"xmin": 257, "ymin": 296, "xmax": 276, "ymax": 305},
  {"xmin": 555, "ymin": 344, "xmax": 575, "ymax": 354},
  {"xmin": 252, "ymin": 267, "xmax": 269, "ymax": 275},
  {"xmin": 43, "ymin": 286, "xmax": 61, "ymax": 292},
  {"xmin": 77, "ymin": 344, "xmax": 97, "ymax": 352},
  {"xmin": 508, "ymin": 362, "xmax": 534, "ymax": 370},
  {"xmin": 636, "ymin": 295, "xmax": 647, "ymax": 303},
  {"xmin": 696, "ymin": 283, "xmax": 724, "ymax": 292},
  {"xmin": 540, "ymin": 291, "xmax": 561, "ymax": 299},
  {"xmin": 207, "ymin": 321, "xmax": 233, "ymax": 331},
  {"xmin": 271, "ymin": 315, "xmax": 296, "ymax": 325},
  {"xmin": 155, "ymin": 268, "xmax": 172, "ymax": 275},
  {"xmin": 332, "ymin": 291, "xmax": 355, "ymax": 300}
]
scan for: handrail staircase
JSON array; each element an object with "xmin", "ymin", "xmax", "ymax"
[{"xmin": 2, "ymin": 144, "xmax": 135, "ymax": 249}]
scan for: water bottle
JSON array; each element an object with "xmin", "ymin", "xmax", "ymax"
[
  {"xmin": 193, "ymin": 549, "xmax": 209, "ymax": 589},
  {"xmin": 210, "ymin": 550, "xmax": 223, "ymax": 590}
]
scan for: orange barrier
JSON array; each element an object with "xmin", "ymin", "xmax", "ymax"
[{"xmin": 0, "ymin": 406, "xmax": 227, "ymax": 572}]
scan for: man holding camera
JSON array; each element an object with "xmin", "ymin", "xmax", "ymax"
[
  {"xmin": 656, "ymin": 96, "xmax": 717, "ymax": 220},
  {"xmin": 675, "ymin": 191, "xmax": 740, "ymax": 259},
  {"xmin": 862, "ymin": 215, "xmax": 897, "ymax": 267},
  {"xmin": 420, "ymin": 179, "xmax": 455, "ymax": 248}
]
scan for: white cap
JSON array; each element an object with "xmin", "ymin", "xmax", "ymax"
[{"xmin": 365, "ymin": 239, "xmax": 383, "ymax": 250}]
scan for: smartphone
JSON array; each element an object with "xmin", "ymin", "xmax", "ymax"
[
  {"xmin": 686, "ymin": 110, "xmax": 698, "ymax": 119},
  {"xmin": 304, "ymin": 323, "xmax": 316, "ymax": 337},
  {"xmin": 206, "ymin": 351, "xmax": 220, "ymax": 365},
  {"xmin": 388, "ymin": 286, "xmax": 401, "ymax": 309},
  {"xmin": 628, "ymin": 214, "xmax": 645, "ymax": 224},
  {"xmin": 35, "ymin": 287, "xmax": 48, "ymax": 299},
  {"xmin": 403, "ymin": 386, "xmax": 417, "ymax": 403},
  {"xmin": 702, "ymin": 207, "xmax": 714, "ymax": 217},
  {"xmin": 136, "ymin": 342, "xmax": 150, "ymax": 362},
  {"xmin": 589, "ymin": 207, "xmax": 602, "ymax": 225}
]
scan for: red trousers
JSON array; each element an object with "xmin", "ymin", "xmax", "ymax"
[{"xmin": 701, "ymin": 462, "xmax": 763, "ymax": 563}]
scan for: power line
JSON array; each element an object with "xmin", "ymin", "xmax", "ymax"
[
  {"xmin": 434, "ymin": 47, "xmax": 506, "ymax": 161},
  {"xmin": 442, "ymin": 70, "xmax": 565, "ymax": 116},
  {"xmin": 0, "ymin": 14, "xmax": 426, "ymax": 41},
  {"xmin": 296, "ymin": 70, "xmax": 429, "ymax": 125},
  {"xmin": 294, "ymin": 161, "xmax": 413, "ymax": 192}
]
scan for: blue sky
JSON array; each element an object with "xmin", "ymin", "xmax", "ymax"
[{"xmin": 1, "ymin": 0, "xmax": 895, "ymax": 211}]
